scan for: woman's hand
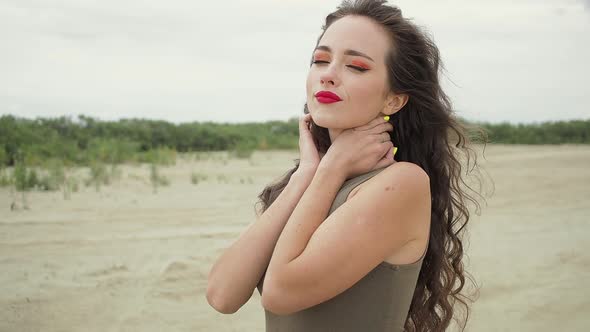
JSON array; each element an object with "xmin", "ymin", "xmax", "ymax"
[
  {"xmin": 320, "ymin": 115, "xmax": 396, "ymax": 180},
  {"xmin": 296, "ymin": 113, "xmax": 321, "ymax": 175}
]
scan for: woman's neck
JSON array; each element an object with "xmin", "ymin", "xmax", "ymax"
[{"xmin": 328, "ymin": 128, "xmax": 344, "ymax": 144}]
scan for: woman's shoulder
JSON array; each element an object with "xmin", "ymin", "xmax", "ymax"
[
  {"xmin": 368, "ymin": 161, "xmax": 430, "ymax": 193},
  {"xmin": 383, "ymin": 161, "xmax": 429, "ymax": 181},
  {"xmin": 347, "ymin": 161, "xmax": 430, "ymax": 203}
]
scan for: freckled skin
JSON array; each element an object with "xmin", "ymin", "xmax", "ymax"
[{"xmin": 384, "ymin": 184, "xmax": 397, "ymax": 191}]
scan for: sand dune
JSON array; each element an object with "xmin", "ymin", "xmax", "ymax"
[{"xmin": 0, "ymin": 145, "xmax": 588, "ymax": 331}]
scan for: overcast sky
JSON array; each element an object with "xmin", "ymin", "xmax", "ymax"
[{"xmin": 1, "ymin": 0, "xmax": 589, "ymax": 124}]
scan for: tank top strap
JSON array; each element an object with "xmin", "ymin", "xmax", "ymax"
[{"xmin": 328, "ymin": 166, "xmax": 389, "ymax": 216}]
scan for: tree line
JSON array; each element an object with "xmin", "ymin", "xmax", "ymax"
[{"xmin": 0, "ymin": 114, "xmax": 588, "ymax": 167}]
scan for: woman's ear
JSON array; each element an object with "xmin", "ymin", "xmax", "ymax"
[{"xmin": 384, "ymin": 93, "xmax": 409, "ymax": 115}]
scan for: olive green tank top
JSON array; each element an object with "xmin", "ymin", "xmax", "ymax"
[{"xmin": 257, "ymin": 166, "xmax": 427, "ymax": 332}]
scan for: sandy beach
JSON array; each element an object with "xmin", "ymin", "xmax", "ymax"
[{"xmin": 1, "ymin": 144, "xmax": 588, "ymax": 331}]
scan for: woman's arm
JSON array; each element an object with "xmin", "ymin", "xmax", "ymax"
[
  {"xmin": 261, "ymin": 163, "xmax": 430, "ymax": 315},
  {"xmin": 205, "ymin": 168, "xmax": 315, "ymax": 314}
]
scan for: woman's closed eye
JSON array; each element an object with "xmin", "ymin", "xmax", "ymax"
[{"xmin": 312, "ymin": 60, "xmax": 369, "ymax": 72}]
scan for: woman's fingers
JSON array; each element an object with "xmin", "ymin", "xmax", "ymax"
[
  {"xmin": 373, "ymin": 141, "xmax": 396, "ymax": 169},
  {"xmin": 299, "ymin": 113, "xmax": 312, "ymax": 133},
  {"xmin": 369, "ymin": 132, "xmax": 390, "ymax": 143},
  {"xmin": 366, "ymin": 121, "xmax": 393, "ymax": 135}
]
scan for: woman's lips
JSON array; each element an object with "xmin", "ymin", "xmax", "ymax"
[{"xmin": 315, "ymin": 91, "xmax": 342, "ymax": 104}]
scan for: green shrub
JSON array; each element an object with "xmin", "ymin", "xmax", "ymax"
[
  {"xmin": 0, "ymin": 170, "xmax": 11, "ymax": 187},
  {"xmin": 191, "ymin": 172, "xmax": 208, "ymax": 185},
  {"xmin": 86, "ymin": 162, "xmax": 110, "ymax": 191},
  {"xmin": 26, "ymin": 169, "xmax": 39, "ymax": 189},
  {"xmin": 216, "ymin": 174, "xmax": 229, "ymax": 184},
  {"xmin": 194, "ymin": 152, "xmax": 212, "ymax": 161},
  {"xmin": 14, "ymin": 161, "xmax": 30, "ymax": 191},
  {"xmin": 46, "ymin": 159, "xmax": 65, "ymax": 187},
  {"xmin": 37, "ymin": 175, "xmax": 59, "ymax": 191},
  {"xmin": 63, "ymin": 176, "xmax": 80, "ymax": 199},
  {"xmin": 137, "ymin": 148, "xmax": 177, "ymax": 166},
  {"xmin": 0, "ymin": 145, "xmax": 7, "ymax": 167},
  {"xmin": 150, "ymin": 163, "xmax": 170, "ymax": 193},
  {"xmin": 230, "ymin": 142, "xmax": 255, "ymax": 160}
]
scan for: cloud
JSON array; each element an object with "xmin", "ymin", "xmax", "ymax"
[{"xmin": 1, "ymin": 0, "xmax": 589, "ymax": 124}]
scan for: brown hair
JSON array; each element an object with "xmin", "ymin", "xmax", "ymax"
[{"xmin": 256, "ymin": 0, "xmax": 488, "ymax": 330}]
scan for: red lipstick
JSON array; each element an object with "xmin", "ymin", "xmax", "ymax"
[{"xmin": 315, "ymin": 91, "xmax": 342, "ymax": 104}]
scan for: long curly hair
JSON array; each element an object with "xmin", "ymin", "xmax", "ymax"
[{"xmin": 256, "ymin": 0, "xmax": 489, "ymax": 330}]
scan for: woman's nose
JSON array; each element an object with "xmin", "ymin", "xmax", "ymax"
[
  {"xmin": 320, "ymin": 77, "xmax": 335, "ymax": 85},
  {"xmin": 319, "ymin": 66, "xmax": 339, "ymax": 86}
]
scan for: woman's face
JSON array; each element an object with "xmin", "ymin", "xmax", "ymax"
[{"xmin": 306, "ymin": 15, "xmax": 394, "ymax": 131}]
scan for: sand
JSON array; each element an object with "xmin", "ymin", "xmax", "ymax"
[{"xmin": 0, "ymin": 145, "xmax": 588, "ymax": 331}]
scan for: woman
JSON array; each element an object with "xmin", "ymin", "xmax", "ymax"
[{"xmin": 207, "ymin": 0, "xmax": 486, "ymax": 331}]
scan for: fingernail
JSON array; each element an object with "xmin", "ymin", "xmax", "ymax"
[
  {"xmin": 383, "ymin": 115, "xmax": 390, "ymax": 122},
  {"xmin": 393, "ymin": 147, "xmax": 398, "ymax": 157}
]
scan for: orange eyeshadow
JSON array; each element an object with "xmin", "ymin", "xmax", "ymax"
[
  {"xmin": 313, "ymin": 54, "xmax": 330, "ymax": 61},
  {"xmin": 351, "ymin": 60, "xmax": 370, "ymax": 69}
]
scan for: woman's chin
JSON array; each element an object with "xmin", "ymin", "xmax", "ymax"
[
  {"xmin": 311, "ymin": 118, "xmax": 330, "ymax": 129},
  {"xmin": 312, "ymin": 117, "xmax": 347, "ymax": 130},
  {"xmin": 309, "ymin": 111, "xmax": 335, "ymax": 128}
]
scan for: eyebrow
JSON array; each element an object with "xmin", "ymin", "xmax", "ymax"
[{"xmin": 314, "ymin": 45, "xmax": 375, "ymax": 62}]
